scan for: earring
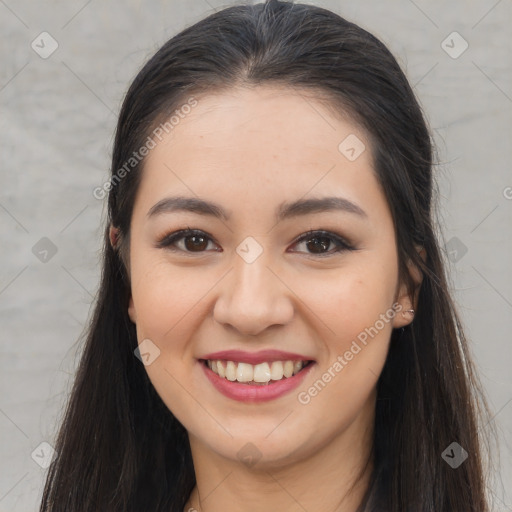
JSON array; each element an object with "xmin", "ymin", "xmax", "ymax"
[{"xmin": 109, "ymin": 225, "xmax": 120, "ymax": 249}]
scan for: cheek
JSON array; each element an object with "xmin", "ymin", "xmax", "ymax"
[
  {"xmin": 129, "ymin": 259, "xmax": 210, "ymax": 422},
  {"xmin": 130, "ymin": 256, "xmax": 213, "ymax": 342},
  {"xmin": 293, "ymin": 256, "xmax": 397, "ymax": 340},
  {"xmin": 293, "ymin": 258, "xmax": 397, "ymax": 405}
]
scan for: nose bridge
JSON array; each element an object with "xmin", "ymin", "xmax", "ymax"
[
  {"xmin": 234, "ymin": 248, "xmax": 274, "ymax": 302},
  {"xmin": 213, "ymin": 241, "xmax": 293, "ymax": 335}
]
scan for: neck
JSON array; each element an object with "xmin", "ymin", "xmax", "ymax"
[{"xmin": 183, "ymin": 396, "xmax": 375, "ymax": 512}]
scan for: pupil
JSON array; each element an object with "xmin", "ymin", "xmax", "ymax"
[
  {"xmin": 183, "ymin": 235, "xmax": 331, "ymax": 253},
  {"xmin": 185, "ymin": 235, "xmax": 208, "ymax": 251},
  {"xmin": 307, "ymin": 236, "xmax": 330, "ymax": 253}
]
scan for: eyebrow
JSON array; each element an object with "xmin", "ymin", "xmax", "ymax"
[{"xmin": 147, "ymin": 195, "xmax": 367, "ymax": 222}]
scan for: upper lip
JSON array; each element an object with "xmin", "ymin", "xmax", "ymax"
[{"xmin": 199, "ymin": 349, "xmax": 315, "ymax": 365}]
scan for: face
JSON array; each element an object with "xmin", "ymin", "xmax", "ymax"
[{"xmin": 124, "ymin": 85, "xmax": 420, "ymax": 470}]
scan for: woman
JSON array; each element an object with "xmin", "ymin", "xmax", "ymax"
[{"xmin": 39, "ymin": 1, "xmax": 495, "ymax": 510}]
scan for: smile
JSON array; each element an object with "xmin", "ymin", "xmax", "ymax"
[
  {"xmin": 202, "ymin": 359, "xmax": 313, "ymax": 385},
  {"xmin": 199, "ymin": 358, "xmax": 316, "ymax": 403}
]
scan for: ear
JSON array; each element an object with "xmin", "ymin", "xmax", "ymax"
[
  {"xmin": 392, "ymin": 246, "xmax": 426, "ymax": 329},
  {"xmin": 128, "ymin": 295, "xmax": 137, "ymax": 324},
  {"xmin": 109, "ymin": 224, "xmax": 119, "ymax": 249},
  {"xmin": 109, "ymin": 224, "xmax": 135, "ymax": 322}
]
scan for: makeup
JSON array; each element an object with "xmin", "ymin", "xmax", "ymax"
[{"xmin": 199, "ymin": 358, "xmax": 315, "ymax": 403}]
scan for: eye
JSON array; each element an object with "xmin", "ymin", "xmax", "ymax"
[
  {"xmin": 290, "ymin": 230, "xmax": 354, "ymax": 257},
  {"xmin": 156, "ymin": 228, "xmax": 220, "ymax": 254},
  {"xmin": 157, "ymin": 227, "xmax": 354, "ymax": 257}
]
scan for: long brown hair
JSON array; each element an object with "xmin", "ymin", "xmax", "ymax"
[{"xmin": 40, "ymin": 1, "xmax": 495, "ymax": 510}]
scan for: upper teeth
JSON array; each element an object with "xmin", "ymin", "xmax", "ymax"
[{"xmin": 206, "ymin": 360, "xmax": 308, "ymax": 383}]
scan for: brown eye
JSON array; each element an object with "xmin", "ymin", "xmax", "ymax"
[
  {"xmin": 291, "ymin": 230, "xmax": 353, "ymax": 257},
  {"xmin": 304, "ymin": 235, "xmax": 333, "ymax": 254},
  {"xmin": 157, "ymin": 228, "xmax": 353, "ymax": 257},
  {"xmin": 157, "ymin": 228, "xmax": 219, "ymax": 254},
  {"xmin": 183, "ymin": 233, "xmax": 209, "ymax": 252}
]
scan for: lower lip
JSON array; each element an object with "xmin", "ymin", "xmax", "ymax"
[{"xmin": 199, "ymin": 360, "xmax": 315, "ymax": 403}]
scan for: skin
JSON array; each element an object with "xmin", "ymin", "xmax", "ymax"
[{"xmin": 120, "ymin": 85, "xmax": 423, "ymax": 512}]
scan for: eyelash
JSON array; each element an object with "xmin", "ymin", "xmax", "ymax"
[{"xmin": 156, "ymin": 227, "xmax": 355, "ymax": 257}]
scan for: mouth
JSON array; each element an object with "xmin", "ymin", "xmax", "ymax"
[{"xmin": 199, "ymin": 358, "xmax": 315, "ymax": 386}]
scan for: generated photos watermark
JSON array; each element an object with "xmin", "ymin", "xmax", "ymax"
[
  {"xmin": 297, "ymin": 302, "xmax": 403, "ymax": 405},
  {"xmin": 93, "ymin": 96, "xmax": 198, "ymax": 200}
]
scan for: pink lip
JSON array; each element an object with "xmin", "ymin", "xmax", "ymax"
[
  {"xmin": 199, "ymin": 360, "xmax": 316, "ymax": 403},
  {"xmin": 199, "ymin": 349, "xmax": 314, "ymax": 365}
]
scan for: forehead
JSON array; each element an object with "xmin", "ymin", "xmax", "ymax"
[
  {"xmin": 156, "ymin": 85, "xmax": 366, "ymax": 161},
  {"xmin": 134, "ymin": 85, "xmax": 389, "ymax": 228}
]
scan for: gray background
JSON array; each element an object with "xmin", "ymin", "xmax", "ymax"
[{"xmin": 0, "ymin": 0, "xmax": 511, "ymax": 510}]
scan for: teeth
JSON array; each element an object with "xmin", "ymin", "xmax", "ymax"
[
  {"xmin": 270, "ymin": 361, "xmax": 283, "ymax": 380},
  {"xmin": 293, "ymin": 361, "xmax": 303, "ymax": 374},
  {"xmin": 283, "ymin": 360, "xmax": 294, "ymax": 378},
  {"xmin": 205, "ymin": 359, "xmax": 309, "ymax": 384},
  {"xmin": 226, "ymin": 361, "xmax": 236, "ymax": 381},
  {"xmin": 254, "ymin": 362, "xmax": 271, "ymax": 382},
  {"xmin": 236, "ymin": 362, "xmax": 253, "ymax": 382},
  {"xmin": 217, "ymin": 360, "xmax": 226, "ymax": 378}
]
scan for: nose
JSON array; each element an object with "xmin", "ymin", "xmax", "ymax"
[{"xmin": 213, "ymin": 249, "xmax": 294, "ymax": 337}]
